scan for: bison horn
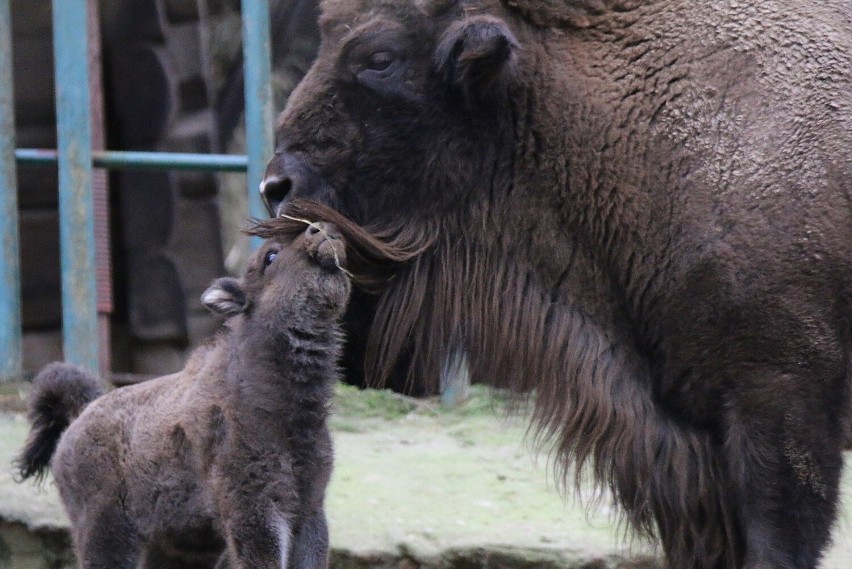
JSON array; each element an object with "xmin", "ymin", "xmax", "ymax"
[{"xmin": 415, "ymin": 0, "xmax": 456, "ymax": 16}]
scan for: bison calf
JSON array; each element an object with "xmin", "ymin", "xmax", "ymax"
[{"xmin": 16, "ymin": 222, "xmax": 351, "ymax": 569}]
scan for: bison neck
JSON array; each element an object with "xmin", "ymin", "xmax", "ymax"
[
  {"xmin": 493, "ymin": 37, "xmax": 699, "ymax": 382},
  {"xmin": 225, "ymin": 314, "xmax": 342, "ymax": 433}
]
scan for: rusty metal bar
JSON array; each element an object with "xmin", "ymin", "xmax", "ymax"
[
  {"xmin": 88, "ymin": 0, "xmax": 112, "ymax": 377},
  {"xmin": 0, "ymin": 0, "xmax": 22, "ymax": 382},
  {"xmin": 53, "ymin": 0, "xmax": 99, "ymax": 375}
]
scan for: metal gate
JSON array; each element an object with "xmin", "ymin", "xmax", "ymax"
[{"xmin": 0, "ymin": 0, "xmax": 276, "ymax": 380}]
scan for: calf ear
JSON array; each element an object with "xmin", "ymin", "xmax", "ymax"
[
  {"xmin": 202, "ymin": 277, "xmax": 248, "ymax": 316},
  {"xmin": 435, "ymin": 15, "xmax": 519, "ymax": 101}
]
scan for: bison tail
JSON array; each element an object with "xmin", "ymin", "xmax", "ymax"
[{"xmin": 15, "ymin": 362, "xmax": 103, "ymax": 484}]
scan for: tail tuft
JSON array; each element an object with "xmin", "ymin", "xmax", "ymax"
[{"xmin": 14, "ymin": 363, "xmax": 103, "ymax": 484}]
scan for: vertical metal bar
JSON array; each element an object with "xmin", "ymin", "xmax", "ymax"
[
  {"xmin": 440, "ymin": 345, "xmax": 470, "ymax": 408},
  {"xmin": 87, "ymin": 0, "xmax": 112, "ymax": 377},
  {"xmin": 242, "ymin": 0, "xmax": 275, "ymax": 249},
  {"xmin": 0, "ymin": 0, "xmax": 22, "ymax": 382},
  {"xmin": 53, "ymin": 0, "xmax": 99, "ymax": 375}
]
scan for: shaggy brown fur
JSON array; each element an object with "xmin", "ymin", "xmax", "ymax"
[
  {"xmin": 16, "ymin": 223, "xmax": 357, "ymax": 569},
  {"xmin": 258, "ymin": 1, "xmax": 851, "ymax": 568}
]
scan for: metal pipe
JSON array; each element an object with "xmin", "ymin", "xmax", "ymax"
[
  {"xmin": 16, "ymin": 148, "xmax": 249, "ymax": 172},
  {"xmin": 0, "ymin": 0, "xmax": 22, "ymax": 382},
  {"xmin": 53, "ymin": 0, "xmax": 99, "ymax": 375},
  {"xmin": 241, "ymin": 0, "xmax": 275, "ymax": 248}
]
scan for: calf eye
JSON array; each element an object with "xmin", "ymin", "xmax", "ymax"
[{"xmin": 263, "ymin": 250, "xmax": 278, "ymax": 267}]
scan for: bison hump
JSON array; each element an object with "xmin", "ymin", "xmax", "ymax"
[{"xmin": 501, "ymin": 0, "xmax": 638, "ymax": 28}]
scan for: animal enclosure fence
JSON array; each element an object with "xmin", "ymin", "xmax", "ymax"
[{"xmin": 0, "ymin": 0, "xmax": 276, "ymax": 380}]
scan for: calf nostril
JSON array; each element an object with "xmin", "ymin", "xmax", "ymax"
[
  {"xmin": 306, "ymin": 222, "xmax": 324, "ymax": 236},
  {"xmin": 260, "ymin": 176, "xmax": 293, "ymax": 216}
]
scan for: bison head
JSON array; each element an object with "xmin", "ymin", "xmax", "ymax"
[
  {"xmin": 203, "ymin": 221, "xmax": 353, "ymax": 325},
  {"xmin": 260, "ymin": 0, "xmax": 565, "ymax": 395},
  {"xmin": 261, "ymin": 0, "xmax": 521, "ymax": 226}
]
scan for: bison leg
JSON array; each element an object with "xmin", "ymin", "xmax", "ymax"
[
  {"xmin": 289, "ymin": 511, "xmax": 330, "ymax": 569},
  {"xmin": 724, "ymin": 387, "xmax": 844, "ymax": 569},
  {"xmin": 224, "ymin": 509, "xmax": 292, "ymax": 569},
  {"xmin": 72, "ymin": 503, "xmax": 142, "ymax": 569}
]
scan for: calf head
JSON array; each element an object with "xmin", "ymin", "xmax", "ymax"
[{"xmin": 203, "ymin": 222, "xmax": 352, "ymax": 324}]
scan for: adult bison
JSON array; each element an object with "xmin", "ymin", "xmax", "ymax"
[{"xmin": 260, "ymin": 1, "xmax": 851, "ymax": 567}]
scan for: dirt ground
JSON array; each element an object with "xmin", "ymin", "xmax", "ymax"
[{"xmin": 1, "ymin": 382, "xmax": 850, "ymax": 568}]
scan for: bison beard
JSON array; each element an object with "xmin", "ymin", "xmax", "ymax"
[
  {"xmin": 260, "ymin": 1, "xmax": 851, "ymax": 568},
  {"xmin": 279, "ymin": 200, "xmax": 744, "ymax": 565}
]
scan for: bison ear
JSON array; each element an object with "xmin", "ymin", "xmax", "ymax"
[
  {"xmin": 202, "ymin": 277, "xmax": 248, "ymax": 316},
  {"xmin": 435, "ymin": 15, "xmax": 519, "ymax": 101}
]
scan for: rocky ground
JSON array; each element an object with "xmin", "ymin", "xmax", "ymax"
[{"xmin": 1, "ymin": 382, "xmax": 850, "ymax": 569}]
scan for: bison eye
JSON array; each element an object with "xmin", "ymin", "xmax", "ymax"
[
  {"xmin": 263, "ymin": 250, "xmax": 278, "ymax": 267},
  {"xmin": 355, "ymin": 50, "xmax": 406, "ymax": 92},
  {"xmin": 366, "ymin": 51, "xmax": 395, "ymax": 72},
  {"xmin": 345, "ymin": 35, "xmax": 420, "ymax": 101}
]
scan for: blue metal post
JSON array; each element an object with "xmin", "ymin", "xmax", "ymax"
[
  {"xmin": 0, "ymin": 0, "xmax": 22, "ymax": 382},
  {"xmin": 53, "ymin": 0, "xmax": 99, "ymax": 375},
  {"xmin": 440, "ymin": 346, "xmax": 471, "ymax": 408},
  {"xmin": 242, "ymin": 0, "xmax": 275, "ymax": 248}
]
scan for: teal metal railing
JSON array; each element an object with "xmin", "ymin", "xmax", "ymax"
[
  {"xmin": 15, "ymin": 149, "xmax": 251, "ymax": 173},
  {"xmin": 53, "ymin": 0, "xmax": 99, "ymax": 379},
  {"xmin": 0, "ymin": 0, "xmax": 275, "ymax": 380},
  {"xmin": 0, "ymin": 0, "xmax": 21, "ymax": 382},
  {"xmin": 241, "ymin": 0, "xmax": 276, "ymax": 241}
]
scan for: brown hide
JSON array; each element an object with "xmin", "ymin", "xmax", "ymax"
[{"xmin": 260, "ymin": 1, "xmax": 851, "ymax": 568}]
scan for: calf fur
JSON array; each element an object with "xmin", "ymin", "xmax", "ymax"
[{"xmin": 16, "ymin": 222, "xmax": 351, "ymax": 569}]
